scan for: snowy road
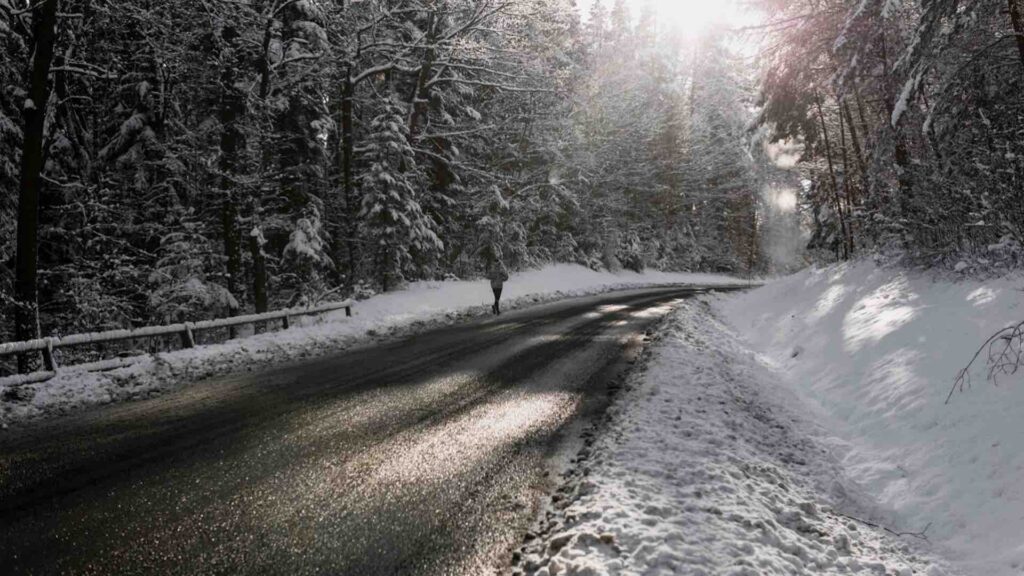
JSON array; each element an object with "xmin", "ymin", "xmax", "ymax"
[{"xmin": 0, "ymin": 287, "xmax": 713, "ymax": 576}]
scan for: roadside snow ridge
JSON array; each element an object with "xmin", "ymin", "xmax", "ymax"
[{"xmin": 519, "ymin": 300, "xmax": 953, "ymax": 576}]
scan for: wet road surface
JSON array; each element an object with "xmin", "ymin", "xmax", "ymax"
[{"xmin": 0, "ymin": 287, "xmax": 714, "ymax": 575}]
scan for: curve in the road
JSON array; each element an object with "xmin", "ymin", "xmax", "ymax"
[{"xmin": 0, "ymin": 287, "xmax": 714, "ymax": 576}]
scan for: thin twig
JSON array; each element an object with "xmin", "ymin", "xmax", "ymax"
[
  {"xmin": 949, "ymin": 320, "xmax": 1024, "ymax": 404},
  {"xmin": 833, "ymin": 511, "xmax": 932, "ymax": 541}
]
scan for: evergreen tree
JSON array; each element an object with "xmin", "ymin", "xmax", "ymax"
[
  {"xmin": 0, "ymin": 0, "xmax": 777, "ymax": 366},
  {"xmin": 359, "ymin": 98, "xmax": 442, "ymax": 291}
]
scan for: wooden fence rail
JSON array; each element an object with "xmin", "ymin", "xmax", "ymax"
[{"xmin": 0, "ymin": 300, "xmax": 354, "ymax": 386}]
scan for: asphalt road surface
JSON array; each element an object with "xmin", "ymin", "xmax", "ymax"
[{"xmin": 0, "ymin": 287, "xmax": 720, "ymax": 576}]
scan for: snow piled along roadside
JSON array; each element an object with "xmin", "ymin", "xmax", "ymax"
[
  {"xmin": 716, "ymin": 262, "xmax": 1024, "ymax": 576},
  {"xmin": 0, "ymin": 264, "xmax": 741, "ymax": 428},
  {"xmin": 517, "ymin": 300, "xmax": 951, "ymax": 576}
]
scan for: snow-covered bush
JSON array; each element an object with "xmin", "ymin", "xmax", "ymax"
[
  {"xmin": 282, "ymin": 209, "xmax": 333, "ymax": 305},
  {"xmin": 149, "ymin": 228, "xmax": 237, "ymax": 324}
]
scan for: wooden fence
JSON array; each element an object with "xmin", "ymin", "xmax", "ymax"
[{"xmin": 0, "ymin": 300, "xmax": 354, "ymax": 387}]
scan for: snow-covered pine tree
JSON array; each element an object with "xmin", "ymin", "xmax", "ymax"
[
  {"xmin": 686, "ymin": 26, "xmax": 761, "ymax": 272},
  {"xmin": 0, "ymin": 0, "xmax": 26, "ymax": 346},
  {"xmin": 273, "ymin": 0, "xmax": 333, "ymax": 299},
  {"xmin": 755, "ymin": 0, "xmax": 1024, "ymax": 267},
  {"xmin": 149, "ymin": 215, "xmax": 238, "ymax": 325},
  {"xmin": 474, "ymin": 186, "xmax": 527, "ymax": 270},
  {"xmin": 282, "ymin": 206, "xmax": 332, "ymax": 305},
  {"xmin": 360, "ymin": 97, "xmax": 442, "ymax": 292}
]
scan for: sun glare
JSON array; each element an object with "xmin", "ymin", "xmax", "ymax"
[
  {"xmin": 653, "ymin": 0, "xmax": 742, "ymax": 38},
  {"xmin": 581, "ymin": 0, "xmax": 747, "ymax": 39}
]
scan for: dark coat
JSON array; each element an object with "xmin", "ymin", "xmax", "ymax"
[{"xmin": 488, "ymin": 265, "xmax": 509, "ymax": 290}]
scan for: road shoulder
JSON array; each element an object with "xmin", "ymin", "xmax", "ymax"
[
  {"xmin": 512, "ymin": 299, "xmax": 956, "ymax": 576},
  {"xmin": 0, "ymin": 273, "xmax": 741, "ymax": 429}
]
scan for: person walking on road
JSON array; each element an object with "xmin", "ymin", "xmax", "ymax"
[{"xmin": 488, "ymin": 261, "xmax": 509, "ymax": 315}]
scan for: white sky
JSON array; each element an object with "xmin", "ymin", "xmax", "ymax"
[{"xmin": 576, "ymin": 0, "xmax": 752, "ymax": 39}]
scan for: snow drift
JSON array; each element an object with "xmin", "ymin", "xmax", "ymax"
[
  {"xmin": 717, "ymin": 261, "xmax": 1024, "ymax": 575},
  {"xmin": 518, "ymin": 300, "xmax": 949, "ymax": 575}
]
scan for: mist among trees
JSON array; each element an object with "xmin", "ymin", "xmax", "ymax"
[
  {"xmin": 5, "ymin": 0, "xmax": 1018, "ymax": 369},
  {"xmin": 756, "ymin": 0, "xmax": 1024, "ymax": 269},
  {"xmin": 0, "ymin": 0, "xmax": 768, "ymax": 363}
]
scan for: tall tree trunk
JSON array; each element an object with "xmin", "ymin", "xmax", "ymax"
[
  {"xmin": 853, "ymin": 85, "xmax": 871, "ymax": 146},
  {"xmin": 409, "ymin": 11, "xmax": 437, "ymax": 136},
  {"xmin": 14, "ymin": 0, "xmax": 60, "ymax": 373},
  {"xmin": 880, "ymin": 37, "xmax": 915, "ymax": 233},
  {"xmin": 251, "ymin": 234, "xmax": 268, "ymax": 314},
  {"xmin": 1008, "ymin": 0, "xmax": 1024, "ymax": 71},
  {"xmin": 815, "ymin": 94, "xmax": 849, "ymax": 260},
  {"xmin": 252, "ymin": 12, "xmax": 276, "ymax": 311},
  {"xmin": 842, "ymin": 100, "xmax": 867, "ymax": 179},
  {"xmin": 259, "ymin": 15, "xmax": 275, "ymax": 100},
  {"xmin": 250, "ymin": 224, "xmax": 268, "ymax": 332},
  {"xmin": 893, "ymin": 133, "xmax": 914, "ymax": 221},
  {"xmin": 220, "ymin": 193, "xmax": 242, "ymax": 312},
  {"xmin": 340, "ymin": 67, "xmax": 356, "ymax": 287},
  {"xmin": 837, "ymin": 103, "xmax": 856, "ymax": 255},
  {"xmin": 220, "ymin": 57, "xmax": 246, "ymax": 336}
]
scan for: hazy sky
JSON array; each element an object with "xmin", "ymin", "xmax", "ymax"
[{"xmin": 575, "ymin": 0, "xmax": 749, "ymax": 38}]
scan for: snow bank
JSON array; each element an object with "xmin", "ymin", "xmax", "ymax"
[
  {"xmin": 519, "ymin": 301, "xmax": 949, "ymax": 575},
  {"xmin": 716, "ymin": 261, "xmax": 1024, "ymax": 575},
  {"xmin": 0, "ymin": 264, "xmax": 741, "ymax": 428}
]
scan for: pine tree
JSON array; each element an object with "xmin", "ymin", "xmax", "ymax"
[
  {"xmin": 0, "ymin": 0, "xmax": 26, "ymax": 344},
  {"xmin": 359, "ymin": 98, "xmax": 442, "ymax": 291},
  {"xmin": 149, "ymin": 217, "xmax": 237, "ymax": 324}
]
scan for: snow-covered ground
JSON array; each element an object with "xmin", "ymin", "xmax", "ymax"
[
  {"xmin": 518, "ymin": 299, "xmax": 954, "ymax": 576},
  {"xmin": 0, "ymin": 264, "xmax": 742, "ymax": 428},
  {"xmin": 715, "ymin": 262, "xmax": 1024, "ymax": 575}
]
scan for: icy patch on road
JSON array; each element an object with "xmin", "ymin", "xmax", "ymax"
[
  {"xmin": 0, "ymin": 264, "xmax": 741, "ymax": 428},
  {"xmin": 517, "ymin": 301, "xmax": 953, "ymax": 576}
]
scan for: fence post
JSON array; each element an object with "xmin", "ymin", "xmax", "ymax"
[
  {"xmin": 180, "ymin": 323, "xmax": 196, "ymax": 348},
  {"xmin": 42, "ymin": 338, "xmax": 58, "ymax": 372},
  {"xmin": 1, "ymin": 301, "xmax": 355, "ymax": 380}
]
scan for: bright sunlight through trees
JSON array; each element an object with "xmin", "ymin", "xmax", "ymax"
[{"xmin": 578, "ymin": 0, "xmax": 746, "ymax": 38}]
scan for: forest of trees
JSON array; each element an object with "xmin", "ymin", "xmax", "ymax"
[
  {"xmin": 0, "ymin": 0, "xmax": 766, "ymax": 364},
  {"xmin": 6, "ymin": 0, "xmax": 1022, "ymax": 367},
  {"xmin": 755, "ymin": 0, "xmax": 1024, "ymax": 268}
]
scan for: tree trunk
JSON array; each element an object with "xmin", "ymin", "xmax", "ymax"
[
  {"xmin": 837, "ymin": 103, "xmax": 857, "ymax": 255},
  {"xmin": 253, "ymin": 13, "xmax": 277, "ymax": 311},
  {"xmin": 220, "ymin": 57, "xmax": 246, "ymax": 337},
  {"xmin": 259, "ymin": 15, "xmax": 275, "ymax": 100},
  {"xmin": 408, "ymin": 11, "xmax": 437, "ymax": 136},
  {"xmin": 250, "ymin": 227, "xmax": 268, "ymax": 332},
  {"xmin": 814, "ymin": 94, "xmax": 849, "ymax": 260},
  {"xmin": 220, "ymin": 191, "xmax": 242, "ymax": 339},
  {"xmin": 842, "ymin": 100, "xmax": 867, "ymax": 179},
  {"xmin": 340, "ymin": 68, "xmax": 356, "ymax": 287},
  {"xmin": 14, "ymin": 0, "xmax": 60, "ymax": 373},
  {"xmin": 893, "ymin": 133, "xmax": 914, "ymax": 221},
  {"xmin": 221, "ymin": 195, "xmax": 242, "ymax": 292},
  {"xmin": 853, "ymin": 86, "xmax": 872, "ymax": 146},
  {"xmin": 880, "ymin": 37, "xmax": 915, "ymax": 233},
  {"xmin": 1008, "ymin": 0, "xmax": 1024, "ymax": 72},
  {"xmin": 251, "ymin": 234, "xmax": 268, "ymax": 314}
]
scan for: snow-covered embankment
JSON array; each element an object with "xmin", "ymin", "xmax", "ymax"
[
  {"xmin": 716, "ymin": 262, "xmax": 1024, "ymax": 575},
  {"xmin": 517, "ymin": 298, "xmax": 951, "ymax": 575}
]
